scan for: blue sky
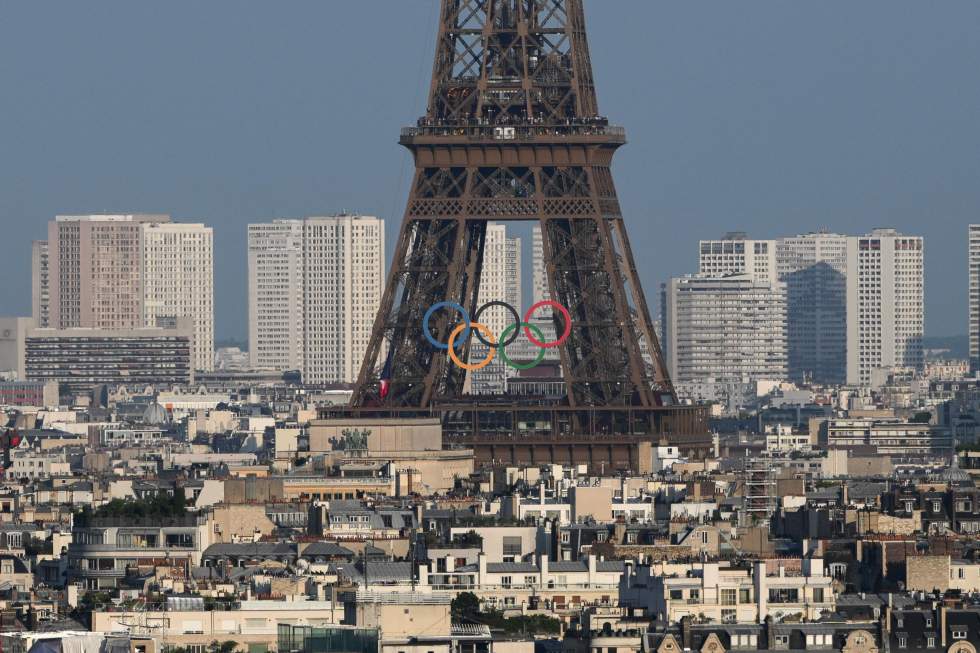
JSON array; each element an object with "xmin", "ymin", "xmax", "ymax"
[{"xmin": 1, "ymin": 1, "xmax": 978, "ymax": 340}]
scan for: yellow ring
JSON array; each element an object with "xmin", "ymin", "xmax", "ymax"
[{"xmin": 447, "ymin": 322, "xmax": 496, "ymax": 371}]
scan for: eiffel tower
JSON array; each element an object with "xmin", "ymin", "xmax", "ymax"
[{"xmin": 343, "ymin": 0, "xmax": 708, "ymax": 462}]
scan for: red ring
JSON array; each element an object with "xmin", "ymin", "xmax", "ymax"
[{"xmin": 523, "ymin": 301, "xmax": 571, "ymax": 348}]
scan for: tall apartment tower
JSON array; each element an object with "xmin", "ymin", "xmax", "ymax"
[
  {"xmin": 247, "ymin": 215, "xmax": 385, "ymax": 385},
  {"xmin": 141, "ymin": 223, "xmax": 215, "ymax": 371},
  {"xmin": 31, "ymin": 240, "xmax": 49, "ymax": 328},
  {"xmin": 38, "ymin": 214, "xmax": 216, "ymax": 372},
  {"xmin": 470, "ymin": 224, "xmax": 521, "ymax": 394},
  {"xmin": 971, "ymin": 225, "xmax": 980, "ymax": 372},
  {"xmin": 247, "ymin": 220, "xmax": 305, "ymax": 373},
  {"xmin": 48, "ymin": 215, "xmax": 170, "ymax": 330},
  {"xmin": 845, "ymin": 229, "xmax": 924, "ymax": 385},
  {"xmin": 662, "ymin": 274, "xmax": 788, "ymax": 384},
  {"xmin": 776, "ymin": 233, "xmax": 848, "ymax": 385}
]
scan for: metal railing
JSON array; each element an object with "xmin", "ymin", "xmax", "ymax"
[{"xmin": 401, "ymin": 123, "xmax": 625, "ymax": 142}]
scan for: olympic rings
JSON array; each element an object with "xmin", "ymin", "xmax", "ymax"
[
  {"xmin": 523, "ymin": 300, "xmax": 572, "ymax": 348},
  {"xmin": 423, "ymin": 300, "xmax": 572, "ymax": 370},
  {"xmin": 498, "ymin": 322, "xmax": 547, "ymax": 371},
  {"xmin": 473, "ymin": 301, "xmax": 521, "ymax": 348},
  {"xmin": 423, "ymin": 301, "xmax": 470, "ymax": 350},
  {"xmin": 447, "ymin": 323, "xmax": 496, "ymax": 371}
]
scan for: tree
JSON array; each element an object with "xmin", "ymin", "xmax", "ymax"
[{"xmin": 451, "ymin": 592, "xmax": 481, "ymax": 620}]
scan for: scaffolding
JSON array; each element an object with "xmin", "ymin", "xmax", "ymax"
[{"xmin": 741, "ymin": 453, "xmax": 776, "ymax": 528}]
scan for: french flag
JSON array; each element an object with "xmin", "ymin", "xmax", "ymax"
[{"xmin": 379, "ymin": 353, "xmax": 393, "ymax": 400}]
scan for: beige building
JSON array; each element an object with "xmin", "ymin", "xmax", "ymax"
[
  {"xmin": 141, "ymin": 222, "xmax": 214, "ymax": 371},
  {"xmin": 0, "ymin": 317, "xmax": 32, "ymax": 380},
  {"xmin": 308, "ymin": 418, "xmax": 473, "ymax": 494},
  {"xmin": 47, "ymin": 214, "xmax": 169, "ymax": 330},
  {"xmin": 92, "ymin": 600, "xmax": 340, "ymax": 650}
]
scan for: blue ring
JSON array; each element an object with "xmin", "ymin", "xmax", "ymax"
[{"xmin": 423, "ymin": 302, "xmax": 471, "ymax": 350}]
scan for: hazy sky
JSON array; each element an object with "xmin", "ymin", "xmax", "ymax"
[{"xmin": 2, "ymin": 1, "xmax": 978, "ymax": 341}]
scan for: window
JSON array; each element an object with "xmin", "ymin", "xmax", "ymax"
[
  {"xmin": 501, "ymin": 576, "xmax": 512, "ymax": 588},
  {"xmin": 775, "ymin": 636, "xmax": 789, "ymax": 648},
  {"xmin": 898, "ymin": 637, "xmax": 907, "ymax": 649},
  {"xmin": 669, "ymin": 589, "xmax": 683, "ymax": 600},
  {"xmin": 928, "ymin": 637, "xmax": 936, "ymax": 648},
  {"xmin": 739, "ymin": 588, "xmax": 751, "ymax": 603},
  {"xmin": 721, "ymin": 609, "xmax": 736, "ymax": 624},
  {"xmin": 813, "ymin": 588, "xmax": 824, "ymax": 603},
  {"xmin": 953, "ymin": 630, "xmax": 967, "ymax": 640},
  {"xmin": 721, "ymin": 589, "xmax": 737, "ymax": 605},
  {"xmin": 502, "ymin": 537, "xmax": 522, "ymax": 556}
]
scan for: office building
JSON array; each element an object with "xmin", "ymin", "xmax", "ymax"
[
  {"xmin": 25, "ymin": 321, "xmax": 193, "ymax": 393},
  {"xmin": 820, "ymin": 418, "xmax": 951, "ymax": 456},
  {"xmin": 662, "ymin": 274, "xmax": 788, "ymax": 385},
  {"xmin": 470, "ymin": 224, "xmax": 521, "ymax": 394},
  {"xmin": 845, "ymin": 229, "xmax": 924, "ymax": 385},
  {"xmin": 248, "ymin": 215, "xmax": 385, "ymax": 385},
  {"xmin": 31, "ymin": 240, "xmax": 49, "ymax": 329},
  {"xmin": 141, "ymin": 222, "xmax": 215, "ymax": 371},
  {"xmin": 970, "ymin": 225, "xmax": 980, "ymax": 372}
]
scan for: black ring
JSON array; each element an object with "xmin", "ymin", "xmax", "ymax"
[{"xmin": 473, "ymin": 301, "xmax": 521, "ymax": 348}]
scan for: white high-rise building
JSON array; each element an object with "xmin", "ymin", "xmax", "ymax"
[
  {"xmin": 845, "ymin": 229, "xmax": 924, "ymax": 385},
  {"xmin": 699, "ymin": 233, "xmax": 778, "ymax": 283},
  {"xmin": 970, "ymin": 225, "xmax": 980, "ymax": 372},
  {"xmin": 470, "ymin": 224, "xmax": 521, "ymax": 394},
  {"xmin": 141, "ymin": 223, "xmax": 215, "ymax": 372},
  {"xmin": 248, "ymin": 221, "xmax": 305, "ymax": 373},
  {"xmin": 247, "ymin": 215, "xmax": 385, "ymax": 385},
  {"xmin": 661, "ymin": 273, "xmax": 788, "ymax": 385}
]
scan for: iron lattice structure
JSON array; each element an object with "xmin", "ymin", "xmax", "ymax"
[{"xmin": 344, "ymin": 0, "xmax": 709, "ymax": 453}]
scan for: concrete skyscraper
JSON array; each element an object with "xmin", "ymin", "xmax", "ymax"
[
  {"xmin": 776, "ymin": 232, "xmax": 848, "ymax": 385},
  {"xmin": 845, "ymin": 229, "xmax": 924, "ymax": 385},
  {"xmin": 247, "ymin": 215, "xmax": 384, "ymax": 385},
  {"xmin": 470, "ymin": 223, "xmax": 521, "ymax": 394},
  {"xmin": 141, "ymin": 222, "xmax": 215, "ymax": 372},
  {"xmin": 662, "ymin": 274, "xmax": 788, "ymax": 385},
  {"xmin": 47, "ymin": 215, "xmax": 169, "ymax": 330},
  {"xmin": 971, "ymin": 225, "xmax": 980, "ymax": 372},
  {"xmin": 36, "ymin": 214, "xmax": 216, "ymax": 372},
  {"xmin": 247, "ymin": 220, "xmax": 305, "ymax": 373},
  {"xmin": 31, "ymin": 240, "xmax": 49, "ymax": 329}
]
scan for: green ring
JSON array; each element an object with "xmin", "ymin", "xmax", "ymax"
[{"xmin": 498, "ymin": 322, "xmax": 547, "ymax": 371}]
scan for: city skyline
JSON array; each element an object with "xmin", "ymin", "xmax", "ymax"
[{"xmin": 2, "ymin": 1, "xmax": 979, "ymax": 341}]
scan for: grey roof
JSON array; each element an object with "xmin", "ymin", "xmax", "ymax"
[
  {"xmin": 301, "ymin": 542, "xmax": 355, "ymax": 558},
  {"xmin": 596, "ymin": 560, "xmax": 626, "ymax": 572},
  {"xmin": 202, "ymin": 542, "xmax": 295, "ymax": 558},
  {"xmin": 549, "ymin": 561, "xmax": 587, "ymax": 572},
  {"xmin": 333, "ymin": 560, "xmax": 414, "ymax": 584},
  {"xmin": 486, "ymin": 562, "xmax": 538, "ymax": 573}
]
